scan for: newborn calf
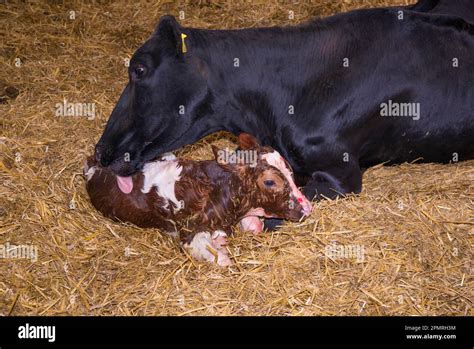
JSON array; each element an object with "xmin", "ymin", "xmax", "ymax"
[{"xmin": 84, "ymin": 134, "xmax": 312, "ymax": 266}]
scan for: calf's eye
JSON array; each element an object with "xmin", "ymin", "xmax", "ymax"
[{"xmin": 263, "ymin": 179, "xmax": 275, "ymax": 187}]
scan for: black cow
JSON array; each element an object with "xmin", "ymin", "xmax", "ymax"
[
  {"xmin": 95, "ymin": 1, "xmax": 474, "ymax": 208},
  {"xmin": 407, "ymin": 0, "xmax": 474, "ymax": 22}
]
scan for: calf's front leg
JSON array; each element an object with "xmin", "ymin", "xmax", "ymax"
[{"xmin": 182, "ymin": 230, "xmax": 232, "ymax": 267}]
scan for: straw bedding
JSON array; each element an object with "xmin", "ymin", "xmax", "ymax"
[{"xmin": 0, "ymin": 0, "xmax": 472, "ymax": 316}]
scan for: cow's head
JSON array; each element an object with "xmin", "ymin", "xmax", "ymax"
[{"xmin": 95, "ymin": 16, "xmax": 214, "ymax": 176}]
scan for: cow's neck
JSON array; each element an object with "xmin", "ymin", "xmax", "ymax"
[{"xmin": 185, "ymin": 17, "xmax": 353, "ymax": 144}]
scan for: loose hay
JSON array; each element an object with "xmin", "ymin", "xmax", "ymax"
[{"xmin": 0, "ymin": 0, "xmax": 472, "ymax": 316}]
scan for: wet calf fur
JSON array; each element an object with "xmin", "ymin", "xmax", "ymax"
[{"xmin": 85, "ymin": 134, "xmax": 312, "ymax": 266}]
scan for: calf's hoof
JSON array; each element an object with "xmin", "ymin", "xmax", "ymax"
[
  {"xmin": 183, "ymin": 230, "xmax": 232, "ymax": 267},
  {"xmin": 238, "ymin": 216, "xmax": 264, "ymax": 234}
]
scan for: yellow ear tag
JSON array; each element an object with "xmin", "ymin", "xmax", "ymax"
[{"xmin": 181, "ymin": 33, "xmax": 187, "ymax": 53}]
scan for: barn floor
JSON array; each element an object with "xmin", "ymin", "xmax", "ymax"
[{"xmin": 0, "ymin": 0, "xmax": 472, "ymax": 316}]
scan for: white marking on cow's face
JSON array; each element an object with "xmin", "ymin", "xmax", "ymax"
[
  {"xmin": 83, "ymin": 162, "xmax": 97, "ymax": 182},
  {"xmin": 182, "ymin": 231, "xmax": 231, "ymax": 266},
  {"xmin": 141, "ymin": 160, "xmax": 183, "ymax": 212},
  {"xmin": 261, "ymin": 150, "xmax": 312, "ymax": 215}
]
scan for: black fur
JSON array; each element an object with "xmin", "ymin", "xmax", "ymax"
[{"xmin": 96, "ymin": 1, "xmax": 474, "ymax": 201}]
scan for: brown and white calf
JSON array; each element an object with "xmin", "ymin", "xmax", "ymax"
[{"xmin": 84, "ymin": 134, "xmax": 312, "ymax": 266}]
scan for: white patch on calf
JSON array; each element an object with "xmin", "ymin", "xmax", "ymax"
[
  {"xmin": 261, "ymin": 151, "xmax": 312, "ymax": 215},
  {"xmin": 160, "ymin": 152, "xmax": 177, "ymax": 161},
  {"xmin": 141, "ymin": 160, "xmax": 183, "ymax": 212}
]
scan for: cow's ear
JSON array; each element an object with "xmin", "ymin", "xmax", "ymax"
[
  {"xmin": 238, "ymin": 133, "xmax": 260, "ymax": 150},
  {"xmin": 155, "ymin": 15, "xmax": 184, "ymax": 55}
]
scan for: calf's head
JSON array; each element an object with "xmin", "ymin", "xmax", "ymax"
[
  {"xmin": 214, "ymin": 134, "xmax": 312, "ymax": 221},
  {"xmin": 83, "ymin": 155, "xmax": 146, "ymax": 223}
]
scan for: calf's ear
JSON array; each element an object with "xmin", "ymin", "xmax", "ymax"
[
  {"xmin": 212, "ymin": 145, "xmax": 236, "ymax": 172},
  {"xmin": 238, "ymin": 133, "xmax": 260, "ymax": 150},
  {"xmin": 154, "ymin": 15, "xmax": 184, "ymax": 55},
  {"xmin": 212, "ymin": 145, "xmax": 226, "ymax": 165}
]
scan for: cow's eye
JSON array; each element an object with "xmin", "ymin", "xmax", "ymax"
[
  {"xmin": 263, "ymin": 180, "xmax": 275, "ymax": 187},
  {"xmin": 133, "ymin": 65, "xmax": 147, "ymax": 80}
]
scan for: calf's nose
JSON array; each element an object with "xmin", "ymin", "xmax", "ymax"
[{"xmin": 290, "ymin": 194, "xmax": 312, "ymax": 217}]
